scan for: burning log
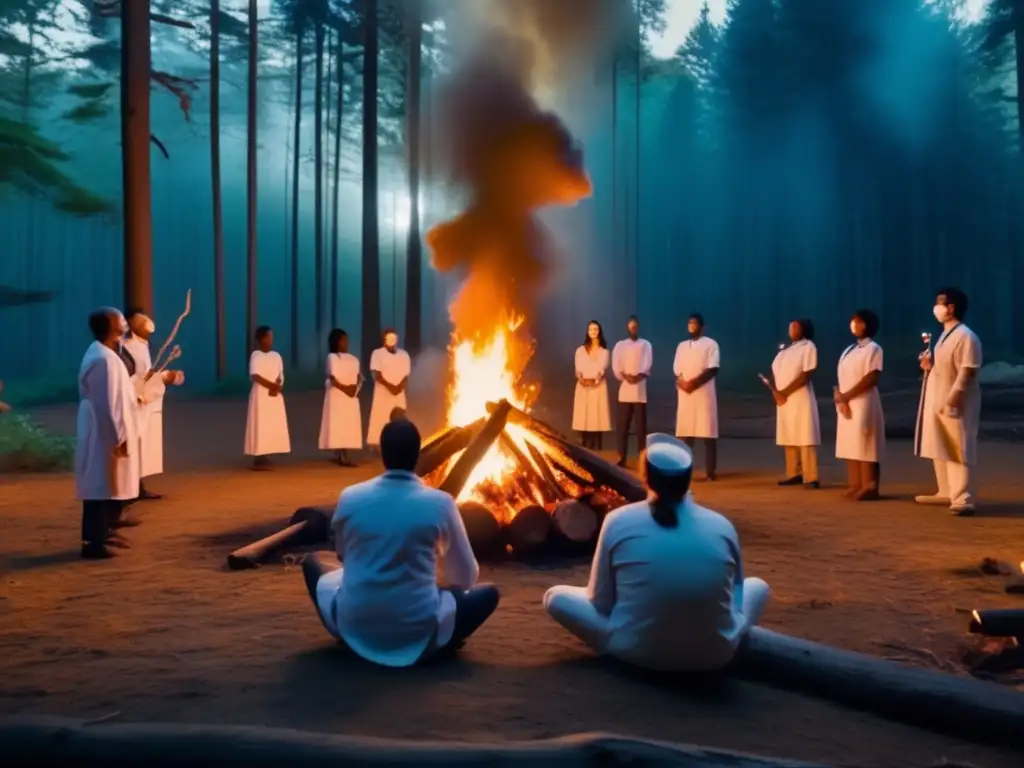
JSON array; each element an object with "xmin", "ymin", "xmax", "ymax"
[
  {"xmin": 499, "ymin": 432, "xmax": 560, "ymax": 504},
  {"xmin": 505, "ymin": 504, "xmax": 551, "ymax": 557},
  {"xmin": 551, "ymin": 499, "xmax": 599, "ymax": 552},
  {"xmin": 539, "ymin": 432, "xmax": 646, "ymax": 503},
  {"xmin": 458, "ymin": 501, "xmax": 503, "ymax": 558},
  {"xmin": 416, "ymin": 420, "xmax": 482, "ymax": 477},
  {"xmin": 579, "ymin": 490, "xmax": 615, "ymax": 519},
  {"xmin": 487, "ymin": 399, "xmax": 568, "ymax": 443},
  {"xmin": 525, "ymin": 440, "xmax": 570, "ymax": 501},
  {"xmin": 439, "ymin": 401, "xmax": 511, "ymax": 498}
]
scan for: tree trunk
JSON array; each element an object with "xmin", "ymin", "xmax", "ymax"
[
  {"xmin": 121, "ymin": 0, "xmax": 153, "ymax": 312},
  {"xmin": 22, "ymin": 21, "xmax": 33, "ymax": 124},
  {"xmin": 290, "ymin": 28, "xmax": 304, "ymax": 367},
  {"xmin": 361, "ymin": 0, "xmax": 381, "ymax": 367},
  {"xmin": 1015, "ymin": 10, "xmax": 1024, "ymax": 159},
  {"xmin": 246, "ymin": 0, "xmax": 258, "ymax": 355},
  {"xmin": 314, "ymin": 20, "xmax": 326, "ymax": 344},
  {"xmin": 210, "ymin": 0, "xmax": 226, "ymax": 380},
  {"xmin": 330, "ymin": 41, "xmax": 344, "ymax": 329},
  {"xmin": 404, "ymin": 1, "xmax": 423, "ymax": 356}
]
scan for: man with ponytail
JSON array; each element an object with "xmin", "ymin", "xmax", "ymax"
[{"xmin": 542, "ymin": 434, "xmax": 770, "ymax": 672}]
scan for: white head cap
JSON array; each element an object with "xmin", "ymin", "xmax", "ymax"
[{"xmin": 645, "ymin": 433, "xmax": 693, "ymax": 475}]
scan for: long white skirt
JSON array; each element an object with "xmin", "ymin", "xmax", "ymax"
[
  {"xmin": 572, "ymin": 381, "xmax": 611, "ymax": 432},
  {"xmin": 319, "ymin": 387, "xmax": 363, "ymax": 450},
  {"xmin": 244, "ymin": 385, "xmax": 291, "ymax": 456},
  {"xmin": 367, "ymin": 388, "xmax": 407, "ymax": 446}
]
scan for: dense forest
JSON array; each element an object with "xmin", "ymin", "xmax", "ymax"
[{"xmin": 0, "ymin": 0, "xmax": 1022, "ymax": 401}]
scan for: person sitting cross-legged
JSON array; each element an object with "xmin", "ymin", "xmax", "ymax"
[
  {"xmin": 302, "ymin": 419, "xmax": 500, "ymax": 666},
  {"xmin": 543, "ymin": 433, "xmax": 770, "ymax": 672}
]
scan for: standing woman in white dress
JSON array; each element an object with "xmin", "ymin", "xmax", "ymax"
[
  {"xmin": 763, "ymin": 319, "xmax": 820, "ymax": 489},
  {"xmin": 244, "ymin": 326, "xmax": 291, "ymax": 470},
  {"xmin": 319, "ymin": 329, "xmax": 363, "ymax": 467},
  {"xmin": 833, "ymin": 309, "xmax": 885, "ymax": 500},
  {"xmin": 573, "ymin": 321, "xmax": 612, "ymax": 450}
]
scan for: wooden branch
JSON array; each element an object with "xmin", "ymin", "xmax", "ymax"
[
  {"xmin": 542, "ymin": 435, "xmax": 646, "ymax": 503},
  {"xmin": 150, "ymin": 70, "xmax": 199, "ymax": 122},
  {"xmin": 734, "ymin": 628, "xmax": 1024, "ymax": 749},
  {"xmin": 0, "ymin": 716, "xmax": 830, "ymax": 767},
  {"xmin": 542, "ymin": 448, "xmax": 595, "ymax": 489},
  {"xmin": 499, "ymin": 433, "xmax": 559, "ymax": 504},
  {"xmin": 149, "ymin": 134, "xmax": 169, "ymax": 159},
  {"xmin": 151, "ymin": 13, "xmax": 196, "ymax": 30},
  {"xmin": 487, "ymin": 400, "xmax": 569, "ymax": 443},
  {"xmin": 525, "ymin": 440, "xmax": 570, "ymax": 500},
  {"xmin": 415, "ymin": 419, "xmax": 481, "ymax": 477},
  {"xmin": 439, "ymin": 401, "xmax": 511, "ymax": 499}
]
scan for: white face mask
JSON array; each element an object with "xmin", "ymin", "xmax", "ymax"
[{"xmin": 933, "ymin": 304, "xmax": 949, "ymax": 324}]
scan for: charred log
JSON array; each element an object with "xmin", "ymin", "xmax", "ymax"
[
  {"xmin": 543, "ymin": 435, "xmax": 646, "ymax": 503},
  {"xmin": 458, "ymin": 501, "xmax": 503, "ymax": 559},
  {"xmin": 524, "ymin": 440, "xmax": 570, "ymax": 501},
  {"xmin": 506, "ymin": 504, "xmax": 551, "ymax": 557},
  {"xmin": 551, "ymin": 499, "xmax": 599, "ymax": 552},
  {"xmin": 499, "ymin": 433, "xmax": 560, "ymax": 504},
  {"xmin": 439, "ymin": 400, "xmax": 511, "ymax": 498},
  {"xmin": 487, "ymin": 400, "xmax": 569, "ymax": 443}
]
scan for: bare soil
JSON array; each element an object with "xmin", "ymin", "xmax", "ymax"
[{"xmin": 2, "ymin": 391, "xmax": 1023, "ymax": 768}]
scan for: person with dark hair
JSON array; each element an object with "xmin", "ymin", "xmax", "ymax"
[
  {"xmin": 543, "ymin": 433, "xmax": 770, "ymax": 671},
  {"xmin": 673, "ymin": 312, "xmax": 720, "ymax": 480},
  {"xmin": 834, "ymin": 309, "xmax": 885, "ymax": 500},
  {"xmin": 762, "ymin": 319, "xmax": 821, "ymax": 488},
  {"xmin": 915, "ymin": 287, "xmax": 982, "ymax": 515},
  {"xmin": 318, "ymin": 329, "xmax": 363, "ymax": 467},
  {"xmin": 611, "ymin": 315, "xmax": 653, "ymax": 467},
  {"xmin": 302, "ymin": 419, "xmax": 500, "ymax": 666},
  {"xmin": 573, "ymin": 320, "xmax": 611, "ymax": 450},
  {"xmin": 75, "ymin": 308, "xmax": 140, "ymax": 559},
  {"xmin": 122, "ymin": 308, "xmax": 185, "ymax": 500},
  {"xmin": 367, "ymin": 329, "xmax": 412, "ymax": 450},
  {"xmin": 243, "ymin": 326, "xmax": 291, "ymax": 470}
]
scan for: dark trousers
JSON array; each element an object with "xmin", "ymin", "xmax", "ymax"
[
  {"xmin": 81, "ymin": 500, "xmax": 122, "ymax": 545},
  {"xmin": 442, "ymin": 583, "xmax": 501, "ymax": 649},
  {"xmin": 682, "ymin": 437, "xmax": 718, "ymax": 477},
  {"xmin": 580, "ymin": 432, "xmax": 604, "ymax": 451},
  {"xmin": 617, "ymin": 402, "xmax": 647, "ymax": 460}
]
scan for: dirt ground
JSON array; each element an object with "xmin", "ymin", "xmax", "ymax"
[{"xmin": 2, "ymin": 391, "xmax": 1024, "ymax": 768}]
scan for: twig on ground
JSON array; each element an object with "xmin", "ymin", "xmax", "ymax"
[{"xmin": 82, "ymin": 711, "xmax": 122, "ymax": 726}]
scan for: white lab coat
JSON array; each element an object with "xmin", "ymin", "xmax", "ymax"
[
  {"xmin": 835, "ymin": 340, "xmax": 885, "ymax": 463},
  {"xmin": 611, "ymin": 338, "xmax": 653, "ymax": 404},
  {"xmin": 367, "ymin": 347, "xmax": 412, "ymax": 446},
  {"xmin": 673, "ymin": 337, "xmax": 720, "ymax": 439},
  {"xmin": 75, "ymin": 341, "xmax": 140, "ymax": 501},
  {"xmin": 123, "ymin": 335, "xmax": 167, "ymax": 477},
  {"xmin": 772, "ymin": 340, "xmax": 820, "ymax": 447},
  {"xmin": 319, "ymin": 352, "xmax": 363, "ymax": 450},
  {"xmin": 572, "ymin": 345, "xmax": 612, "ymax": 432},
  {"xmin": 244, "ymin": 350, "xmax": 291, "ymax": 456},
  {"xmin": 915, "ymin": 324, "xmax": 982, "ymax": 465}
]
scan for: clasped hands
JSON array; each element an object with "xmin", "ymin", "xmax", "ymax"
[{"xmin": 578, "ymin": 377, "xmax": 602, "ymax": 388}]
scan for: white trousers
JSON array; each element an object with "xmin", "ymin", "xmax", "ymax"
[
  {"xmin": 542, "ymin": 577, "xmax": 771, "ymax": 668},
  {"xmin": 933, "ymin": 459, "xmax": 974, "ymax": 508}
]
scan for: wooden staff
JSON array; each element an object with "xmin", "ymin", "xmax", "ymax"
[{"xmin": 151, "ymin": 289, "xmax": 192, "ymax": 371}]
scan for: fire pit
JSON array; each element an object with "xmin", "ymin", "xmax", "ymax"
[{"xmin": 416, "ymin": 398, "xmax": 646, "ymax": 558}]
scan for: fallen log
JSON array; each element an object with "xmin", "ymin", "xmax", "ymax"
[
  {"xmin": 969, "ymin": 609, "xmax": 1024, "ymax": 639},
  {"xmin": 734, "ymin": 627, "xmax": 1024, "ymax": 749},
  {"xmin": 0, "ymin": 715, "xmax": 830, "ymax": 767},
  {"xmin": 458, "ymin": 502, "xmax": 503, "ymax": 559},
  {"xmin": 439, "ymin": 401, "xmax": 511, "ymax": 499},
  {"xmin": 500, "ymin": 433, "xmax": 561, "ymax": 504},
  {"xmin": 416, "ymin": 420, "xmax": 481, "ymax": 477},
  {"xmin": 506, "ymin": 504, "xmax": 552, "ymax": 557},
  {"xmin": 551, "ymin": 499, "xmax": 600, "ymax": 552},
  {"xmin": 525, "ymin": 440, "xmax": 569, "ymax": 501},
  {"xmin": 227, "ymin": 506, "xmax": 333, "ymax": 571}
]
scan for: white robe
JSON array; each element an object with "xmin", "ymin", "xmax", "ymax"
[
  {"xmin": 611, "ymin": 338, "xmax": 653, "ymax": 404},
  {"xmin": 123, "ymin": 335, "xmax": 167, "ymax": 477},
  {"xmin": 673, "ymin": 337, "xmax": 720, "ymax": 439},
  {"xmin": 367, "ymin": 347, "xmax": 412, "ymax": 446},
  {"xmin": 915, "ymin": 324, "xmax": 982, "ymax": 465},
  {"xmin": 75, "ymin": 341, "xmax": 140, "ymax": 501},
  {"xmin": 572, "ymin": 346, "xmax": 612, "ymax": 432},
  {"xmin": 772, "ymin": 340, "xmax": 820, "ymax": 447},
  {"xmin": 835, "ymin": 340, "xmax": 885, "ymax": 463},
  {"xmin": 244, "ymin": 350, "xmax": 291, "ymax": 456},
  {"xmin": 319, "ymin": 352, "xmax": 363, "ymax": 450}
]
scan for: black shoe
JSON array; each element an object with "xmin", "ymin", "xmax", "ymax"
[
  {"xmin": 803, "ymin": 481, "xmax": 820, "ymax": 489},
  {"xmin": 105, "ymin": 534, "xmax": 131, "ymax": 549},
  {"xmin": 138, "ymin": 488, "xmax": 163, "ymax": 501},
  {"xmin": 778, "ymin": 475, "xmax": 803, "ymax": 486},
  {"xmin": 110, "ymin": 518, "xmax": 140, "ymax": 529},
  {"xmin": 704, "ymin": 473, "xmax": 717, "ymax": 482},
  {"xmin": 82, "ymin": 543, "xmax": 115, "ymax": 559},
  {"xmin": 252, "ymin": 456, "xmax": 271, "ymax": 471}
]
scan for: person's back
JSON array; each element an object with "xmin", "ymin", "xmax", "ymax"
[
  {"xmin": 602, "ymin": 497, "xmax": 744, "ymax": 671},
  {"xmin": 331, "ymin": 474, "xmax": 466, "ymax": 665}
]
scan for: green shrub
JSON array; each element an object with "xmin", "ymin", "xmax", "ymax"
[{"xmin": 0, "ymin": 414, "xmax": 75, "ymax": 472}]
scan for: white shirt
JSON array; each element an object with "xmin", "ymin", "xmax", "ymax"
[
  {"xmin": 329, "ymin": 471, "xmax": 479, "ymax": 667},
  {"xmin": 611, "ymin": 338, "xmax": 654, "ymax": 403},
  {"xmin": 588, "ymin": 496, "xmax": 748, "ymax": 671}
]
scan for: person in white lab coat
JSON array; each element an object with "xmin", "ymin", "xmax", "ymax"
[
  {"xmin": 123, "ymin": 308, "xmax": 185, "ymax": 499},
  {"xmin": 834, "ymin": 309, "xmax": 885, "ymax": 501},
  {"xmin": 367, "ymin": 329, "xmax": 412, "ymax": 449},
  {"xmin": 673, "ymin": 313, "xmax": 720, "ymax": 480},
  {"xmin": 319, "ymin": 328, "xmax": 363, "ymax": 466},
  {"xmin": 763, "ymin": 319, "xmax": 820, "ymax": 488},
  {"xmin": 243, "ymin": 326, "xmax": 291, "ymax": 470},
  {"xmin": 302, "ymin": 419, "xmax": 500, "ymax": 666},
  {"xmin": 543, "ymin": 433, "xmax": 770, "ymax": 672},
  {"xmin": 76, "ymin": 309, "xmax": 140, "ymax": 559},
  {"xmin": 611, "ymin": 315, "xmax": 653, "ymax": 467},
  {"xmin": 573, "ymin": 320, "xmax": 612, "ymax": 450},
  {"xmin": 914, "ymin": 287, "xmax": 982, "ymax": 516}
]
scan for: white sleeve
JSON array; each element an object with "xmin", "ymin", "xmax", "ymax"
[
  {"xmin": 803, "ymin": 343, "xmax": 818, "ymax": 373},
  {"xmin": 442, "ymin": 499, "xmax": 480, "ymax": 589},
  {"xmin": 955, "ymin": 332, "xmax": 982, "ymax": 369},
  {"xmin": 611, "ymin": 342, "xmax": 624, "ymax": 381},
  {"xmin": 707, "ymin": 340, "xmax": 721, "ymax": 369},
  {"xmin": 277, "ymin": 353, "xmax": 285, "ymax": 384},
  {"xmin": 586, "ymin": 514, "xmax": 616, "ymax": 616},
  {"xmin": 574, "ymin": 347, "xmax": 585, "ymax": 378},
  {"xmin": 248, "ymin": 352, "xmax": 259, "ymax": 377},
  {"xmin": 369, "ymin": 349, "xmax": 383, "ymax": 374},
  {"xmin": 672, "ymin": 343, "xmax": 683, "ymax": 377},
  {"xmin": 639, "ymin": 341, "xmax": 653, "ymax": 375},
  {"xmin": 868, "ymin": 344, "xmax": 883, "ymax": 373}
]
